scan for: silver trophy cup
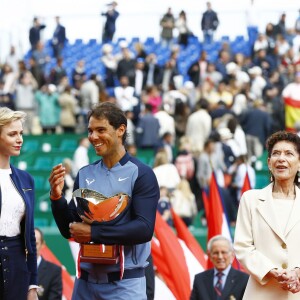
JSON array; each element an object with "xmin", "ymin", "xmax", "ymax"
[{"xmin": 72, "ymin": 188, "xmax": 130, "ymax": 264}]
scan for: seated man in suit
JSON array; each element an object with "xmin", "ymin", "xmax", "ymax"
[
  {"xmin": 35, "ymin": 227, "xmax": 63, "ymax": 300},
  {"xmin": 190, "ymin": 235, "xmax": 249, "ymax": 300}
]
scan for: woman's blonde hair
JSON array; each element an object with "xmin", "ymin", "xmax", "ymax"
[
  {"xmin": 178, "ymin": 135, "xmax": 192, "ymax": 151},
  {"xmin": 176, "ymin": 178, "xmax": 193, "ymax": 198},
  {"xmin": 0, "ymin": 107, "xmax": 26, "ymax": 132},
  {"xmin": 153, "ymin": 150, "xmax": 169, "ymax": 168}
]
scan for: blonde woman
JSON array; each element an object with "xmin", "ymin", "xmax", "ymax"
[
  {"xmin": 0, "ymin": 107, "xmax": 38, "ymax": 299},
  {"xmin": 170, "ymin": 178, "xmax": 197, "ymax": 226},
  {"xmin": 153, "ymin": 150, "xmax": 181, "ymax": 191}
]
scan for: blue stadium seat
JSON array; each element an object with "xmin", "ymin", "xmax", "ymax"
[
  {"xmin": 203, "ymin": 42, "xmax": 220, "ymax": 57},
  {"xmin": 59, "ymin": 139, "xmax": 78, "ymax": 152},
  {"xmin": 88, "ymin": 38, "xmax": 97, "ymax": 46},
  {"xmin": 144, "ymin": 37, "xmax": 155, "ymax": 45},
  {"xmin": 22, "ymin": 140, "xmax": 39, "ymax": 152},
  {"xmin": 207, "ymin": 51, "xmax": 219, "ymax": 63},
  {"xmin": 34, "ymin": 175, "xmax": 47, "ymax": 191},
  {"xmin": 35, "ymin": 218, "xmax": 49, "ymax": 227},
  {"xmin": 188, "ymin": 35, "xmax": 200, "ymax": 45},
  {"xmin": 52, "ymin": 156, "xmax": 69, "ymax": 166},
  {"xmin": 255, "ymin": 173, "xmax": 270, "ymax": 189},
  {"xmin": 116, "ymin": 37, "xmax": 127, "ymax": 44},
  {"xmin": 234, "ymin": 35, "xmax": 245, "ymax": 43},
  {"xmin": 106, "ymin": 87, "xmax": 115, "ymax": 97},
  {"xmin": 221, "ymin": 35, "xmax": 230, "ymax": 42},
  {"xmin": 32, "ymin": 157, "xmax": 53, "ymax": 171},
  {"xmin": 131, "ymin": 37, "xmax": 140, "ymax": 44},
  {"xmin": 178, "ymin": 61, "xmax": 189, "ymax": 74},
  {"xmin": 144, "ymin": 45, "xmax": 156, "ymax": 54},
  {"xmin": 74, "ymin": 39, "xmax": 83, "ymax": 45}
]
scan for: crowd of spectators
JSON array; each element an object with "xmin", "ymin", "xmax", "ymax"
[{"xmin": 1, "ymin": 7, "xmax": 300, "ymax": 226}]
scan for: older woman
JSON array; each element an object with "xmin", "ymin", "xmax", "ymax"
[
  {"xmin": 234, "ymin": 131, "xmax": 300, "ymax": 299},
  {"xmin": 0, "ymin": 107, "xmax": 38, "ymax": 300}
]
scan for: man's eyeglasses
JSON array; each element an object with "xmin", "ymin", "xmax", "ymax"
[{"xmin": 211, "ymin": 250, "xmax": 231, "ymax": 257}]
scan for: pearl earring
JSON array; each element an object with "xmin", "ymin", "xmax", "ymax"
[{"xmin": 269, "ymin": 168, "xmax": 273, "ymax": 182}]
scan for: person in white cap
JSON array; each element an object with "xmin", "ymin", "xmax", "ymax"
[
  {"xmin": 101, "ymin": 44, "xmax": 117, "ymax": 87},
  {"xmin": 226, "ymin": 62, "xmax": 250, "ymax": 89},
  {"xmin": 248, "ymin": 66, "xmax": 266, "ymax": 100}
]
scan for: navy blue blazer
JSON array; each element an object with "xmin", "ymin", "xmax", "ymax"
[
  {"xmin": 52, "ymin": 25, "xmax": 66, "ymax": 45},
  {"xmin": 190, "ymin": 267, "xmax": 249, "ymax": 300},
  {"xmin": 29, "ymin": 24, "xmax": 46, "ymax": 48},
  {"xmin": 0, "ymin": 164, "xmax": 37, "ymax": 286}
]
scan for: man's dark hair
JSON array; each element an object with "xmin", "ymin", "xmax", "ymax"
[
  {"xmin": 145, "ymin": 103, "xmax": 153, "ymax": 112},
  {"xmin": 88, "ymin": 102, "xmax": 128, "ymax": 144},
  {"xmin": 90, "ymin": 73, "xmax": 97, "ymax": 81},
  {"xmin": 197, "ymin": 98, "xmax": 209, "ymax": 110}
]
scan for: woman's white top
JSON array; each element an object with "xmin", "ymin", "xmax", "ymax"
[
  {"xmin": 153, "ymin": 163, "xmax": 181, "ymax": 190},
  {"xmin": 273, "ymin": 198, "xmax": 294, "ymax": 235},
  {"xmin": 170, "ymin": 189, "xmax": 197, "ymax": 218},
  {"xmin": 0, "ymin": 168, "xmax": 25, "ymax": 236}
]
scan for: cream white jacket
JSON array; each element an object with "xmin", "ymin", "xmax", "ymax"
[{"xmin": 234, "ymin": 183, "xmax": 300, "ymax": 299}]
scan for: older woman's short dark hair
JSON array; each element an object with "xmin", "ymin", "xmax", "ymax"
[
  {"xmin": 266, "ymin": 131, "xmax": 300, "ymax": 158},
  {"xmin": 266, "ymin": 131, "xmax": 300, "ymax": 185}
]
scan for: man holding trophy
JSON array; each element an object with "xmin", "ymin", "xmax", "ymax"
[{"xmin": 48, "ymin": 102, "xmax": 160, "ymax": 299}]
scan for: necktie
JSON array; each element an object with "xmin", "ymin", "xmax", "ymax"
[{"xmin": 215, "ymin": 272, "xmax": 223, "ymax": 297}]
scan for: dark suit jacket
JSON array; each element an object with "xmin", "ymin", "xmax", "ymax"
[
  {"xmin": 29, "ymin": 25, "xmax": 46, "ymax": 48},
  {"xmin": 201, "ymin": 10, "xmax": 219, "ymax": 31},
  {"xmin": 144, "ymin": 63, "xmax": 162, "ymax": 86},
  {"xmin": 190, "ymin": 267, "xmax": 249, "ymax": 300},
  {"xmin": 239, "ymin": 107, "xmax": 272, "ymax": 147},
  {"xmin": 37, "ymin": 258, "xmax": 63, "ymax": 300},
  {"xmin": 187, "ymin": 61, "xmax": 201, "ymax": 86},
  {"xmin": 52, "ymin": 24, "xmax": 66, "ymax": 46}
]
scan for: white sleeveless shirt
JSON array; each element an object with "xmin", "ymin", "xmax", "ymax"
[{"xmin": 0, "ymin": 168, "xmax": 25, "ymax": 236}]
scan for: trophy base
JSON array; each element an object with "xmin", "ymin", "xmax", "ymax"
[{"xmin": 80, "ymin": 244, "xmax": 119, "ymax": 264}]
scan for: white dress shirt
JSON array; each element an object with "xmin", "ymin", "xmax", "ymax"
[{"xmin": 213, "ymin": 265, "xmax": 232, "ymax": 289}]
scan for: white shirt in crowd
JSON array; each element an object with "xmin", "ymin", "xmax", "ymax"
[{"xmin": 72, "ymin": 142, "xmax": 90, "ymax": 177}]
